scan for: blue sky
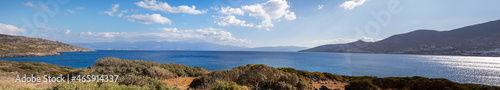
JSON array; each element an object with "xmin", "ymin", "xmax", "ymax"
[{"xmin": 1, "ymin": 0, "xmax": 500, "ymax": 47}]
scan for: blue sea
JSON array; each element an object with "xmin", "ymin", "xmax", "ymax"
[{"xmin": 1, "ymin": 50, "xmax": 499, "ymax": 86}]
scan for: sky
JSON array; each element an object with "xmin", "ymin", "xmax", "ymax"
[{"xmin": 1, "ymin": 0, "xmax": 500, "ymax": 47}]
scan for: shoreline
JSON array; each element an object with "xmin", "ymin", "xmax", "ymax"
[
  {"xmin": 299, "ymin": 51, "xmax": 500, "ymax": 57},
  {"xmin": 0, "ymin": 52, "xmax": 62, "ymax": 58},
  {"xmin": 1, "ymin": 57, "xmax": 499, "ymax": 89},
  {"xmin": 0, "ymin": 50, "xmax": 95, "ymax": 58}
]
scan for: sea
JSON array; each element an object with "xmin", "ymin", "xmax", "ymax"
[{"xmin": 1, "ymin": 50, "xmax": 499, "ymax": 86}]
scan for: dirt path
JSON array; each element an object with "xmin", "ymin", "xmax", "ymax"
[
  {"xmin": 310, "ymin": 80, "xmax": 346, "ymax": 90},
  {"xmin": 162, "ymin": 77, "xmax": 195, "ymax": 90}
]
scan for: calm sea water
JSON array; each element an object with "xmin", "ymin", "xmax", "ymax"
[{"xmin": 1, "ymin": 50, "xmax": 499, "ymax": 86}]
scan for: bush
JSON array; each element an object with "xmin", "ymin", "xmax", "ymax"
[
  {"xmin": 347, "ymin": 76, "xmax": 500, "ymax": 90},
  {"xmin": 50, "ymin": 82, "xmax": 150, "ymax": 90},
  {"xmin": 210, "ymin": 81, "xmax": 249, "ymax": 90},
  {"xmin": 117, "ymin": 75, "xmax": 174, "ymax": 90},
  {"xmin": 87, "ymin": 57, "xmax": 209, "ymax": 77},
  {"xmin": 0, "ymin": 60, "xmax": 75, "ymax": 76},
  {"xmin": 147, "ymin": 67, "xmax": 177, "ymax": 79},
  {"xmin": 345, "ymin": 81, "xmax": 378, "ymax": 90},
  {"xmin": 190, "ymin": 64, "xmax": 310, "ymax": 90},
  {"xmin": 312, "ymin": 72, "xmax": 325, "ymax": 79},
  {"xmin": 277, "ymin": 67, "xmax": 347, "ymax": 82}
]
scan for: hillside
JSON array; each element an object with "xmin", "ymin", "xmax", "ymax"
[
  {"xmin": 0, "ymin": 34, "xmax": 94, "ymax": 58},
  {"xmin": 301, "ymin": 19, "xmax": 500, "ymax": 56},
  {"xmin": 1, "ymin": 58, "xmax": 498, "ymax": 90}
]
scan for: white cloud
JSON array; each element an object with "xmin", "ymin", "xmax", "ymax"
[
  {"xmin": 284, "ymin": 12, "xmax": 296, "ymax": 20},
  {"xmin": 318, "ymin": 4, "xmax": 324, "ymax": 10},
  {"xmin": 22, "ymin": 1, "xmax": 35, "ymax": 7},
  {"xmin": 103, "ymin": 4, "xmax": 136, "ymax": 17},
  {"xmin": 67, "ymin": 9, "xmax": 76, "ymax": 14},
  {"xmin": 118, "ymin": 10, "xmax": 129, "ymax": 17},
  {"xmin": 0, "ymin": 23, "xmax": 25, "ymax": 35},
  {"xmin": 79, "ymin": 28, "xmax": 250, "ymax": 44},
  {"xmin": 213, "ymin": 0, "xmax": 296, "ymax": 30},
  {"xmin": 219, "ymin": 7, "xmax": 244, "ymax": 15},
  {"xmin": 135, "ymin": 0, "xmax": 207, "ymax": 15},
  {"xmin": 21, "ymin": 1, "xmax": 47, "ymax": 11},
  {"xmin": 340, "ymin": 0, "xmax": 366, "ymax": 10},
  {"xmin": 65, "ymin": 29, "xmax": 71, "ymax": 35},
  {"xmin": 126, "ymin": 14, "xmax": 172, "ymax": 24},
  {"xmin": 306, "ymin": 37, "xmax": 381, "ymax": 44},
  {"xmin": 242, "ymin": 0, "xmax": 296, "ymax": 20},
  {"xmin": 35, "ymin": 25, "xmax": 58, "ymax": 31},
  {"xmin": 216, "ymin": 15, "xmax": 254, "ymax": 27},
  {"xmin": 76, "ymin": 7, "xmax": 85, "ymax": 10},
  {"xmin": 159, "ymin": 28, "xmax": 179, "ymax": 32},
  {"xmin": 104, "ymin": 4, "xmax": 119, "ymax": 16}
]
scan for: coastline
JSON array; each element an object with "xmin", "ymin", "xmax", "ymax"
[
  {"xmin": 0, "ymin": 50, "xmax": 95, "ymax": 58},
  {"xmin": 299, "ymin": 51, "xmax": 500, "ymax": 57},
  {"xmin": 1, "ymin": 57, "xmax": 498, "ymax": 90}
]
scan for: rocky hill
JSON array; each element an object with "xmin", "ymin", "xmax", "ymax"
[
  {"xmin": 0, "ymin": 34, "xmax": 94, "ymax": 58},
  {"xmin": 301, "ymin": 19, "xmax": 500, "ymax": 56}
]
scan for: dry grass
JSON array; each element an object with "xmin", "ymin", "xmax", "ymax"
[
  {"xmin": 310, "ymin": 80, "xmax": 347, "ymax": 90},
  {"xmin": 0, "ymin": 72, "xmax": 54, "ymax": 90},
  {"xmin": 162, "ymin": 77, "xmax": 195, "ymax": 90}
]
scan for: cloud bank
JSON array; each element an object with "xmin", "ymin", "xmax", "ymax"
[
  {"xmin": 214, "ymin": 0, "xmax": 296, "ymax": 30},
  {"xmin": 78, "ymin": 28, "xmax": 250, "ymax": 44},
  {"xmin": 0, "ymin": 23, "xmax": 25, "ymax": 35},
  {"xmin": 340, "ymin": 0, "xmax": 366, "ymax": 10},
  {"xmin": 135, "ymin": 0, "xmax": 207, "ymax": 15}
]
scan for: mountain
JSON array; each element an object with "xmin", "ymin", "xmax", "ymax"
[
  {"xmin": 71, "ymin": 41, "xmax": 308, "ymax": 51},
  {"xmin": 71, "ymin": 41, "xmax": 246, "ymax": 51},
  {"xmin": 301, "ymin": 19, "xmax": 500, "ymax": 56},
  {"xmin": 242, "ymin": 46, "xmax": 309, "ymax": 51},
  {"xmin": 0, "ymin": 34, "xmax": 94, "ymax": 58}
]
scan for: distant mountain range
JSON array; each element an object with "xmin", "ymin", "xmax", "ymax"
[
  {"xmin": 71, "ymin": 41, "xmax": 308, "ymax": 52},
  {"xmin": 300, "ymin": 19, "xmax": 500, "ymax": 56},
  {"xmin": 0, "ymin": 34, "xmax": 93, "ymax": 58}
]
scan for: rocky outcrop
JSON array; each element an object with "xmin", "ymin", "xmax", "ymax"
[
  {"xmin": 0, "ymin": 52, "xmax": 62, "ymax": 58},
  {"xmin": 0, "ymin": 34, "xmax": 94, "ymax": 58}
]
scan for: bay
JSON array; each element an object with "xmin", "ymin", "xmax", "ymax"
[{"xmin": 1, "ymin": 50, "xmax": 499, "ymax": 86}]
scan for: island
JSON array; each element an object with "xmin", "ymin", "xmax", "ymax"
[
  {"xmin": 300, "ymin": 19, "xmax": 500, "ymax": 57},
  {"xmin": 0, "ymin": 34, "xmax": 94, "ymax": 58}
]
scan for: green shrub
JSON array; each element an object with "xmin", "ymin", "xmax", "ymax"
[
  {"xmin": 277, "ymin": 67, "xmax": 348, "ymax": 82},
  {"xmin": 347, "ymin": 76, "xmax": 500, "ymax": 90},
  {"xmin": 50, "ymin": 82, "xmax": 150, "ymax": 90},
  {"xmin": 147, "ymin": 66, "xmax": 177, "ymax": 79},
  {"xmin": 190, "ymin": 64, "xmax": 310, "ymax": 90},
  {"xmin": 0, "ymin": 60, "xmax": 75, "ymax": 76},
  {"xmin": 87, "ymin": 57, "xmax": 209, "ymax": 77},
  {"xmin": 210, "ymin": 81, "xmax": 249, "ymax": 90},
  {"xmin": 312, "ymin": 72, "xmax": 325, "ymax": 79},
  {"xmin": 345, "ymin": 81, "xmax": 378, "ymax": 90},
  {"xmin": 117, "ymin": 75, "xmax": 174, "ymax": 90}
]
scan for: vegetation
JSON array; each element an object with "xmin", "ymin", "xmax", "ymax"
[
  {"xmin": 210, "ymin": 81, "xmax": 249, "ymax": 90},
  {"xmin": 0, "ymin": 34, "xmax": 93, "ymax": 57},
  {"xmin": 1, "ymin": 57, "xmax": 500, "ymax": 90},
  {"xmin": 66, "ymin": 57, "xmax": 208, "ymax": 89},
  {"xmin": 50, "ymin": 82, "xmax": 150, "ymax": 90},
  {"xmin": 345, "ymin": 76, "xmax": 500, "ymax": 90},
  {"xmin": 278, "ymin": 67, "xmax": 348, "ymax": 82},
  {"xmin": 190, "ymin": 64, "xmax": 311, "ymax": 90},
  {"xmin": 0, "ymin": 60, "xmax": 75, "ymax": 76},
  {"xmin": 80, "ymin": 57, "xmax": 209, "ymax": 77}
]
